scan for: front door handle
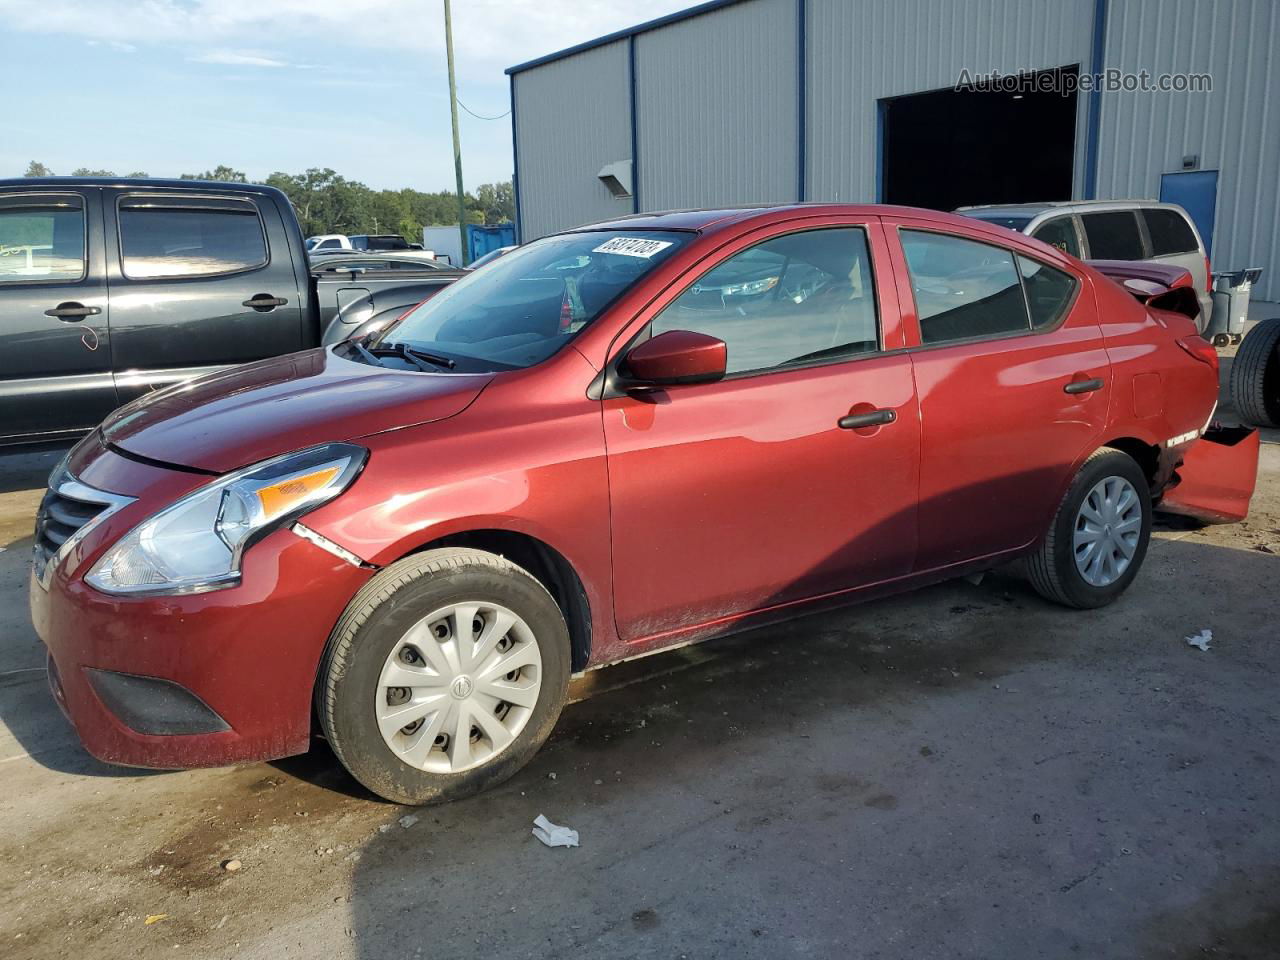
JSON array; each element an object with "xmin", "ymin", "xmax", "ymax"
[
  {"xmin": 1064, "ymin": 377, "xmax": 1105, "ymax": 395},
  {"xmin": 838, "ymin": 408, "xmax": 897, "ymax": 429},
  {"xmin": 44, "ymin": 302, "xmax": 101, "ymax": 321},
  {"xmin": 243, "ymin": 295, "xmax": 289, "ymax": 311}
]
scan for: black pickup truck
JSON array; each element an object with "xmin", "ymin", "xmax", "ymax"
[{"xmin": 0, "ymin": 177, "xmax": 463, "ymax": 447}]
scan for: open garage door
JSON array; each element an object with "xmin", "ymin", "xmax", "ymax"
[{"xmin": 881, "ymin": 66, "xmax": 1078, "ymax": 212}]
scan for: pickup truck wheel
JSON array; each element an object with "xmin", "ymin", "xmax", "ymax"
[
  {"xmin": 317, "ymin": 548, "xmax": 570, "ymax": 805},
  {"xmin": 1230, "ymin": 317, "xmax": 1280, "ymax": 428},
  {"xmin": 1026, "ymin": 449, "xmax": 1151, "ymax": 609}
]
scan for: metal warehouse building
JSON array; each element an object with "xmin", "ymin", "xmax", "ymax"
[{"xmin": 507, "ymin": 0, "xmax": 1280, "ymax": 304}]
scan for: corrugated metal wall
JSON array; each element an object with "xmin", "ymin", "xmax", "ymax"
[
  {"xmin": 1097, "ymin": 0, "xmax": 1280, "ymax": 301},
  {"xmin": 511, "ymin": 40, "xmax": 632, "ymax": 238},
  {"xmin": 806, "ymin": 0, "xmax": 1094, "ymax": 202},
  {"xmin": 511, "ymin": 0, "xmax": 1278, "ymax": 302},
  {"xmin": 634, "ymin": 0, "xmax": 797, "ymax": 211}
]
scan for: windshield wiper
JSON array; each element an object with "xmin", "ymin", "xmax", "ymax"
[{"xmin": 380, "ymin": 341, "xmax": 457, "ymax": 370}]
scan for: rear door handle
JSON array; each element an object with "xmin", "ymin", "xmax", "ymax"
[
  {"xmin": 838, "ymin": 408, "xmax": 897, "ymax": 429},
  {"xmin": 44, "ymin": 302, "xmax": 101, "ymax": 320},
  {"xmin": 243, "ymin": 295, "xmax": 289, "ymax": 310},
  {"xmin": 1063, "ymin": 377, "xmax": 1105, "ymax": 395}
]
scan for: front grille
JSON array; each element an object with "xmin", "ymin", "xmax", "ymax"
[
  {"xmin": 31, "ymin": 470, "xmax": 132, "ymax": 586},
  {"xmin": 33, "ymin": 487, "xmax": 107, "ymax": 581}
]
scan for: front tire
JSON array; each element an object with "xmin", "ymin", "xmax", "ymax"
[
  {"xmin": 1026, "ymin": 449, "xmax": 1152, "ymax": 609},
  {"xmin": 317, "ymin": 548, "xmax": 571, "ymax": 805}
]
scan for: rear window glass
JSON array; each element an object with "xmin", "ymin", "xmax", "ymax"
[
  {"xmin": 119, "ymin": 198, "xmax": 267, "ymax": 279},
  {"xmin": 1142, "ymin": 209, "xmax": 1199, "ymax": 255},
  {"xmin": 1082, "ymin": 211, "xmax": 1145, "ymax": 260},
  {"xmin": 901, "ymin": 230, "xmax": 1029, "ymax": 344}
]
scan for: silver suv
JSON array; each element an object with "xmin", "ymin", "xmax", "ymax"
[{"xmin": 957, "ymin": 200, "xmax": 1211, "ymax": 328}]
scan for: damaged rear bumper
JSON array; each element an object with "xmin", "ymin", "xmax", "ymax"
[{"xmin": 1156, "ymin": 426, "xmax": 1261, "ymax": 524}]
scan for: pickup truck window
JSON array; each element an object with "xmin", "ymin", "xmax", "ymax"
[
  {"xmin": 118, "ymin": 196, "xmax": 268, "ymax": 280},
  {"xmin": 0, "ymin": 195, "xmax": 85, "ymax": 284}
]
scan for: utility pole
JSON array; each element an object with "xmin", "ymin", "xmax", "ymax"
[{"xmin": 443, "ymin": 0, "xmax": 468, "ymax": 265}]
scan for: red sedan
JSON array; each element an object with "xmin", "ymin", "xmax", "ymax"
[{"xmin": 29, "ymin": 205, "xmax": 1255, "ymax": 804}]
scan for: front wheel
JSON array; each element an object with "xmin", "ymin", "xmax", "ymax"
[
  {"xmin": 317, "ymin": 548, "xmax": 571, "ymax": 805},
  {"xmin": 1026, "ymin": 449, "xmax": 1152, "ymax": 609}
]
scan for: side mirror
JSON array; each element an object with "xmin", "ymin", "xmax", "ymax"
[{"xmin": 622, "ymin": 330, "xmax": 727, "ymax": 386}]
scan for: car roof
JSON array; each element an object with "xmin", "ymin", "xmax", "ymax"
[
  {"xmin": 957, "ymin": 199, "xmax": 1184, "ymax": 218},
  {"xmin": 0, "ymin": 176, "xmax": 287, "ymax": 198},
  {"xmin": 568, "ymin": 203, "xmax": 989, "ymax": 234}
]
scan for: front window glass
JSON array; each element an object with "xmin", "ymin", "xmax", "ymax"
[
  {"xmin": 377, "ymin": 230, "xmax": 688, "ymax": 370},
  {"xmin": 965, "ymin": 214, "xmax": 1032, "ymax": 232},
  {"xmin": 0, "ymin": 197, "xmax": 85, "ymax": 283},
  {"xmin": 1031, "ymin": 217, "xmax": 1081, "ymax": 257},
  {"xmin": 649, "ymin": 227, "xmax": 879, "ymax": 375}
]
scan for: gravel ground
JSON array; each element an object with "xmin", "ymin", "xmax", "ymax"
[{"xmin": 1, "ymin": 365, "xmax": 1277, "ymax": 960}]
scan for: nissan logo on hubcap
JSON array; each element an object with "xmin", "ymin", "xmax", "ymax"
[{"xmin": 450, "ymin": 675, "xmax": 474, "ymax": 700}]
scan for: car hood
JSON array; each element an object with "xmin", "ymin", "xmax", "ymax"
[{"xmin": 101, "ymin": 347, "xmax": 492, "ymax": 473}]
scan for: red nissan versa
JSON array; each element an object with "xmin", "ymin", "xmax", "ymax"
[{"xmin": 29, "ymin": 205, "xmax": 1258, "ymax": 804}]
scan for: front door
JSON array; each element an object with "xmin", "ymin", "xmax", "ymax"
[
  {"xmin": 603, "ymin": 222, "xmax": 920, "ymax": 644},
  {"xmin": 0, "ymin": 189, "xmax": 115, "ymax": 443},
  {"xmin": 102, "ymin": 189, "xmax": 305, "ymax": 405},
  {"xmin": 886, "ymin": 219, "xmax": 1111, "ymax": 570}
]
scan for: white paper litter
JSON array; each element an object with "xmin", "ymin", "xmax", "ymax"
[
  {"xmin": 532, "ymin": 814, "xmax": 579, "ymax": 848},
  {"xmin": 1185, "ymin": 629, "xmax": 1213, "ymax": 652}
]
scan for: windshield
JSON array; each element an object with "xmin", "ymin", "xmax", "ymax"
[
  {"xmin": 370, "ymin": 230, "xmax": 688, "ymax": 370},
  {"xmin": 962, "ymin": 214, "xmax": 1032, "ymax": 232}
]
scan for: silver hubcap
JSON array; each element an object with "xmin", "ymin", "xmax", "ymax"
[
  {"xmin": 376, "ymin": 601, "xmax": 542, "ymax": 774},
  {"xmin": 1073, "ymin": 475, "xmax": 1142, "ymax": 587}
]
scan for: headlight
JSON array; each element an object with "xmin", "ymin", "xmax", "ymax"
[{"xmin": 86, "ymin": 443, "xmax": 367, "ymax": 596}]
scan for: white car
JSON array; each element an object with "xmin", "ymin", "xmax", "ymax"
[{"xmin": 306, "ymin": 234, "xmax": 351, "ymax": 252}]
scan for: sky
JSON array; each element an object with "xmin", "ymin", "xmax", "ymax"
[{"xmin": 0, "ymin": 0, "xmax": 692, "ymax": 192}]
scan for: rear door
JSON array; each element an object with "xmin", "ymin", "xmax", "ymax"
[
  {"xmin": 103, "ymin": 189, "xmax": 305, "ymax": 404},
  {"xmin": 884, "ymin": 218, "xmax": 1111, "ymax": 570},
  {"xmin": 0, "ymin": 188, "xmax": 116, "ymax": 442},
  {"xmin": 1140, "ymin": 207, "xmax": 1211, "ymax": 317},
  {"xmin": 603, "ymin": 219, "xmax": 921, "ymax": 643}
]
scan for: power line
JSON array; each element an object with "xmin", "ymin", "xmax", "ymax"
[{"xmin": 457, "ymin": 98, "xmax": 511, "ymax": 121}]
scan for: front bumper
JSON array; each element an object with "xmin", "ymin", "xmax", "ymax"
[{"xmin": 30, "ymin": 479, "xmax": 374, "ymax": 769}]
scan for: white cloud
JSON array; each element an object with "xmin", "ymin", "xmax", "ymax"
[
  {"xmin": 0, "ymin": 0, "xmax": 693, "ymax": 69},
  {"xmin": 189, "ymin": 50, "xmax": 291, "ymax": 68},
  {"xmin": 86, "ymin": 39, "xmax": 138, "ymax": 53}
]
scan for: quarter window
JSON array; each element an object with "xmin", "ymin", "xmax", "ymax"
[
  {"xmin": 1082, "ymin": 211, "xmax": 1145, "ymax": 260},
  {"xmin": 119, "ymin": 197, "xmax": 267, "ymax": 279},
  {"xmin": 0, "ymin": 196, "xmax": 85, "ymax": 284},
  {"xmin": 900, "ymin": 230, "xmax": 1028, "ymax": 344},
  {"xmin": 1031, "ymin": 217, "xmax": 1081, "ymax": 257},
  {"xmin": 1018, "ymin": 256, "xmax": 1077, "ymax": 330},
  {"xmin": 1142, "ymin": 209, "xmax": 1199, "ymax": 255},
  {"xmin": 649, "ymin": 228, "xmax": 879, "ymax": 376}
]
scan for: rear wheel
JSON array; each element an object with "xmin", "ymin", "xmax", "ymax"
[
  {"xmin": 1026, "ymin": 449, "xmax": 1152, "ymax": 608},
  {"xmin": 1230, "ymin": 317, "xmax": 1280, "ymax": 428},
  {"xmin": 317, "ymin": 548, "xmax": 570, "ymax": 805}
]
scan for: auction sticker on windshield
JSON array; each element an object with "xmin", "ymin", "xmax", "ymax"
[{"xmin": 592, "ymin": 237, "xmax": 674, "ymax": 258}]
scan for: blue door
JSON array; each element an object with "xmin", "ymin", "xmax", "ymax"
[{"xmin": 1159, "ymin": 170, "xmax": 1218, "ymax": 257}]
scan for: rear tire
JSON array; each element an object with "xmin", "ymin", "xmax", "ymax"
[
  {"xmin": 1026, "ymin": 449, "xmax": 1152, "ymax": 609},
  {"xmin": 1230, "ymin": 317, "xmax": 1280, "ymax": 428},
  {"xmin": 317, "ymin": 548, "xmax": 571, "ymax": 805}
]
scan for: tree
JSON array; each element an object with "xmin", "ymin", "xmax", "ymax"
[
  {"xmin": 24, "ymin": 161, "xmax": 54, "ymax": 177},
  {"xmin": 72, "ymin": 167, "xmax": 117, "ymax": 177},
  {"xmin": 181, "ymin": 165, "xmax": 248, "ymax": 183},
  {"xmin": 473, "ymin": 182, "xmax": 515, "ymax": 224}
]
